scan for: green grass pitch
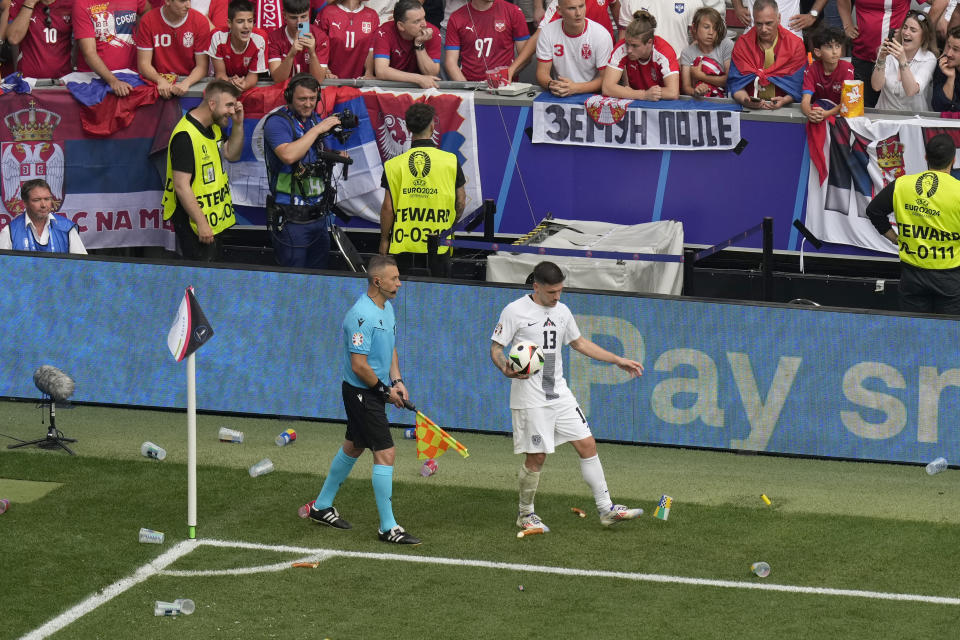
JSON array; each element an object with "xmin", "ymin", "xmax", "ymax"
[{"xmin": 2, "ymin": 399, "xmax": 959, "ymax": 639}]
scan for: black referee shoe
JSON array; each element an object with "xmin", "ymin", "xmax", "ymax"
[
  {"xmin": 378, "ymin": 525, "xmax": 421, "ymax": 545},
  {"xmin": 309, "ymin": 505, "xmax": 352, "ymax": 530}
]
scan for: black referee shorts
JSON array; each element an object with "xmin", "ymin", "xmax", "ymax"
[{"xmin": 342, "ymin": 381, "xmax": 395, "ymax": 451}]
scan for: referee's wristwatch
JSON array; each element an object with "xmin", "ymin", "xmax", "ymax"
[{"xmin": 391, "ymin": 378, "xmax": 404, "ymax": 386}]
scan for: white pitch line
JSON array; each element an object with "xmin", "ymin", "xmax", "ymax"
[
  {"xmin": 197, "ymin": 539, "xmax": 960, "ymax": 606},
  {"xmin": 18, "ymin": 540, "xmax": 200, "ymax": 640}
]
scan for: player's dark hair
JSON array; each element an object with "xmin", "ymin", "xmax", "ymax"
[
  {"xmin": 204, "ymin": 78, "xmax": 242, "ymax": 101},
  {"xmin": 926, "ymin": 134, "xmax": 956, "ymax": 170},
  {"xmin": 228, "ymin": 0, "xmax": 254, "ymax": 21},
  {"xmin": 811, "ymin": 26, "xmax": 845, "ymax": 51},
  {"xmin": 283, "ymin": 0, "xmax": 310, "ymax": 16},
  {"xmin": 394, "ymin": 0, "xmax": 422, "ymax": 23},
  {"xmin": 625, "ymin": 10, "xmax": 656, "ymax": 43},
  {"xmin": 532, "ymin": 261, "xmax": 565, "ymax": 286},
  {"xmin": 405, "ymin": 103, "xmax": 435, "ymax": 136},
  {"xmin": 367, "ymin": 255, "xmax": 398, "ymax": 283},
  {"xmin": 692, "ymin": 7, "xmax": 726, "ymax": 43},
  {"xmin": 21, "ymin": 178, "xmax": 52, "ymax": 202}
]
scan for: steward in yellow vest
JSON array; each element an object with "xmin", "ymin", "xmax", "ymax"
[
  {"xmin": 379, "ymin": 103, "xmax": 466, "ymax": 276},
  {"xmin": 162, "ymin": 80, "xmax": 244, "ymax": 262},
  {"xmin": 867, "ymin": 133, "xmax": 960, "ymax": 314}
]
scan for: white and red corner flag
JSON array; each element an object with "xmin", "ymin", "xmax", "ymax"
[{"xmin": 167, "ymin": 286, "xmax": 215, "ymax": 362}]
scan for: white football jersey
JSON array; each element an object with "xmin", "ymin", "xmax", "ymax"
[
  {"xmin": 491, "ymin": 294, "xmax": 581, "ymax": 409},
  {"xmin": 535, "ymin": 18, "xmax": 612, "ymax": 84}
]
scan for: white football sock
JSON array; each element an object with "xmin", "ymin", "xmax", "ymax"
[
  {"xmin": 579, "ymin": 455, "xmax": 613, "ymax": 511},
  {"xmin": 518, "ymin": 464, "xmax": 541, "ymax": 515}
]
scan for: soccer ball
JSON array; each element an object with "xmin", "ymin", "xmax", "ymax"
[{"xmin": 508, "ymin": 341, "xmax": 544, "ymax": 375}]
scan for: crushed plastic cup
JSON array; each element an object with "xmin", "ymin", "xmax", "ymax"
[
  {"xmin": 403, "ymin": 428, "xmax": 416, "ymax": 440},
  {"xmin": 139, "ymin": 528, "xmax": 164, "ymax": 544},
  {"xmin": 174, "ymin": 599, "xmax": 195, "ymax": 615},
  {"xmin": 141, "ymin": 441, "xmax": 166, "ymax": 461},
  {"xmin": 154, "ymin": 599, "xmax": 194, "ymax": 616},
  {"xmin": 751, "ymin": 561, "xmax": 771, "ymax": 578},
  {"xmin": 926, "ymin": 457, "xmax": 948, "ymax": 475},
  {"xmin": 0, "ymin": 498, "xmax": 9, "ymax": 514},
  {"xmin": 249, "ymin": 458, "xmax": 275, "ymax": 477},
  {"xmin": 298, "ymin": 499, "xmax": 316, "ymax": 518},
  {"xmin": 420, "ymin": 459, "xmax": 438, "ymax": 477},
  {"xmin": 275, "ymin": 429, "xmax": 297, "ymax": 447},
  {"xmin": 218, "ymin": 427, "xmax": 244, "ymax": 443}
]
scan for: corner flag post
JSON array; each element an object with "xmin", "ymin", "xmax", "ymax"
[{"xmin": 167, "ymin": 286, "xmax": 214, "ymax": 541}]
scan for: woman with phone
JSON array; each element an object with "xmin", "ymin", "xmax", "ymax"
[{"xmin": 871, "ymin": 10, "xmax": 937, "ymax": 112}]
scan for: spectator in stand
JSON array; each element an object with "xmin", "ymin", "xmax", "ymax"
[
  {"xmin": 208, "ymin": 0, "xmax": 268, "ymax": 91},
  {"xmin": 0, "ymin": 179, "xmax": 86, "ymax": 254},
  {"xmin": 933, "ymin": 25, "xmax": 960, "ymax": 111},
  {"xmin": 443, "ymin": 0, "xmax": 529, "ymax": 82},
  {"xmin": 602, "ymin": 10, "xmax": 679, "ymax": 100},
  {"xmin": 268, "ymin": 0, "xmax": 330, "ymax": 81},
  {"xmin": 316, "ymin": 0, "xmax": 379, "ymax": 78},
  {"xmin": 732, "ymin": 0, "xmax": 819, "ymax": 37},
  {"xmin": 535, "ymin": 0, "xmax": 612, "ymax": 96},
  {"xmin": 800, "ymin": 26, "xmax": 853, "ymax": 121},
  {"xmin": 73, "ymin": 0, "xmax": 148, "ymax": 96},
  {"xmin": 209, "ymin": 0, "xmax": 283, "ymax": 31},
  {"xmin": 511, "ymin": 0, "xmax": 616, "ymax": 80},
  {"xmin": 373, "ymin": 0, "xmax": 441, "ymax": 88},
  {"xmin": 679, "ymin": 7, "xmax": 732, "ymax": 97},
  {"xmin": 619, "ymin": 0, "xmax": 723, "ymax": 60},
  {"xmin": 6, "ymin": 0, "xmax": 74, "ymax": 79},
  {"xmin": 872, "ymin": 11, "xmax": 937, "ymax": 112},
  {"xmin": 136, "ymin": 0, "xmax": 212, "ymax": 98},
  {"xmin": 728, "ymin": 0, "xmax": 806, "ymax": 110},
  {"xmin": 837, "ymin": 0, "xmax": 945, "ymax": 108}
]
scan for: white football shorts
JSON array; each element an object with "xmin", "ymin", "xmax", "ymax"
[{"xmin": 511, "ymin": 397, "xmax": 591, "ymax": 454}]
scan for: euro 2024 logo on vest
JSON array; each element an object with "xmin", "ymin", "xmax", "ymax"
[
  {"xmin": 1, "ymin": 101, "xmax": 65, "ymax": 216},
  {"xmin": 408, "ymin": 150, "xmax": 431, "ymax": 186}
]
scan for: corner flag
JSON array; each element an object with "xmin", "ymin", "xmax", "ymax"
[{"xmin": 167, "ymin": 286, "xmax": 215, "ymax": 362}]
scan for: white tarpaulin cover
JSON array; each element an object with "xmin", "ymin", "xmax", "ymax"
[{"xmin": 485, "ymin": 219, "xmax": 683, "ymax": 295}]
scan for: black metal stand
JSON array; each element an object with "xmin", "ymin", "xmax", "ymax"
[{"xmin": 7, "ymin": 398, "xmax": 76, "ymax": 455}]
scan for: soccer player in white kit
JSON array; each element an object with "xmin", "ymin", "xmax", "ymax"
[{"xmin": 490, "ymin": 261, "xmax": 645, "ymax": 532}]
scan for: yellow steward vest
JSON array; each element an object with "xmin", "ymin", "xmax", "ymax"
[
  {"xmin": 162, "ymin": 115, "xmax": 235, "ymax": 236},
  {"xmin": 383, "ymin": 144, "xmax": 457, "ymax": 255},
  {"xmin": 892, "ymin": 170, "xmax": 960, "ymax": 269}
]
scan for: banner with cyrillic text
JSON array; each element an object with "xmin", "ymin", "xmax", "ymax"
[{"xmin": 532, "ymin": 94, "xmax": 741, "ymax": 151}]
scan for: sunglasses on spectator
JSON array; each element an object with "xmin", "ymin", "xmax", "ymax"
[{"xmin": 905, "ymin": 10, "xmax": 926, "ymax": 22}]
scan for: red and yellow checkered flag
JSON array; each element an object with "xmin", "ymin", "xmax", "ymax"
[{"xmin": 415, "ymin": 411, "xmax": 469, "ymax": 460}]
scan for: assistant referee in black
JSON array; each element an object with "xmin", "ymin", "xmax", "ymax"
[{"xmin": 866, "ymin": 133, "xmax": 960, "ymax": 314}]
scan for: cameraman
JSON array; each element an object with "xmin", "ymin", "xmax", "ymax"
[{"xmin": 263, "ymin": 73, "xmax": 345, "ymax": 269}]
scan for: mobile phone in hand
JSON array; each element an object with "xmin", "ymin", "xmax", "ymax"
[
  {"xmin": 298, "ymin": 21, "xmax": 310, "ymax": 38},
  {"xmin": 887, "ymin": 27, "xmax": 896, "ymax": 41}
]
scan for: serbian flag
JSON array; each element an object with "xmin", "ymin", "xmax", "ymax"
[
  {"xmin": 167, "ymin": 287, "xmax": 215, "ymax": 362},
  {"xmin": 414, "ymin": 410, "xmax": 469, "ymax": 460},
  {"xmin": 61, "ymin": 71, "xmax": 158, "ymax": 137},
  {"xmin": 727, "ymin": 26, "xmax": 806, "ymax": 102},
  {"xmin": 0, "ymin": 72, "xmax": 34, "ymax": 95}
]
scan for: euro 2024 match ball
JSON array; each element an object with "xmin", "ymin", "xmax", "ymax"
[{"xmin": 509, "ymin": 341, "xmax": 545, "ymax": 376}]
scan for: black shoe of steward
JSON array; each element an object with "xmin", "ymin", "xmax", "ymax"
[
  {"xmin": 378, "ymin": 525, "xmax": 421, "ymax": 545},
  {"xmin": 309, "ymin": 505, "xmax": 352, "ymax": 530}
]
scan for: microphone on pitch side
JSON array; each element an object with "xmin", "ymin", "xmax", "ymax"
[{"xmin": 33, "ymin": 365, "xmax": 75, "ymax": 403}]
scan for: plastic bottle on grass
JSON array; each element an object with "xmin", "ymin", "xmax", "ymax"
[
  {"xmin": 420, "ymin": 459, "xmax": 438, "ymax": 477},
  {"xmin": 926, "ymin": 457, "xmax": 948, "ymax": 475},
  {"xmin": 0, "ymin": 498, "xmax": 9, "ymax": 514},
  {"xmin": 139, "ymin": 528, "xmax": 164, "ymax": 544},
  {"xmin": 751, "ymin": 562, "xmax": 770, "ymax": 578}
]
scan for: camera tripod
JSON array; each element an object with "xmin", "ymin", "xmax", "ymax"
[{"xmin": 7, "ymin": 396, "xmax": 77, "ymax": 455}]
